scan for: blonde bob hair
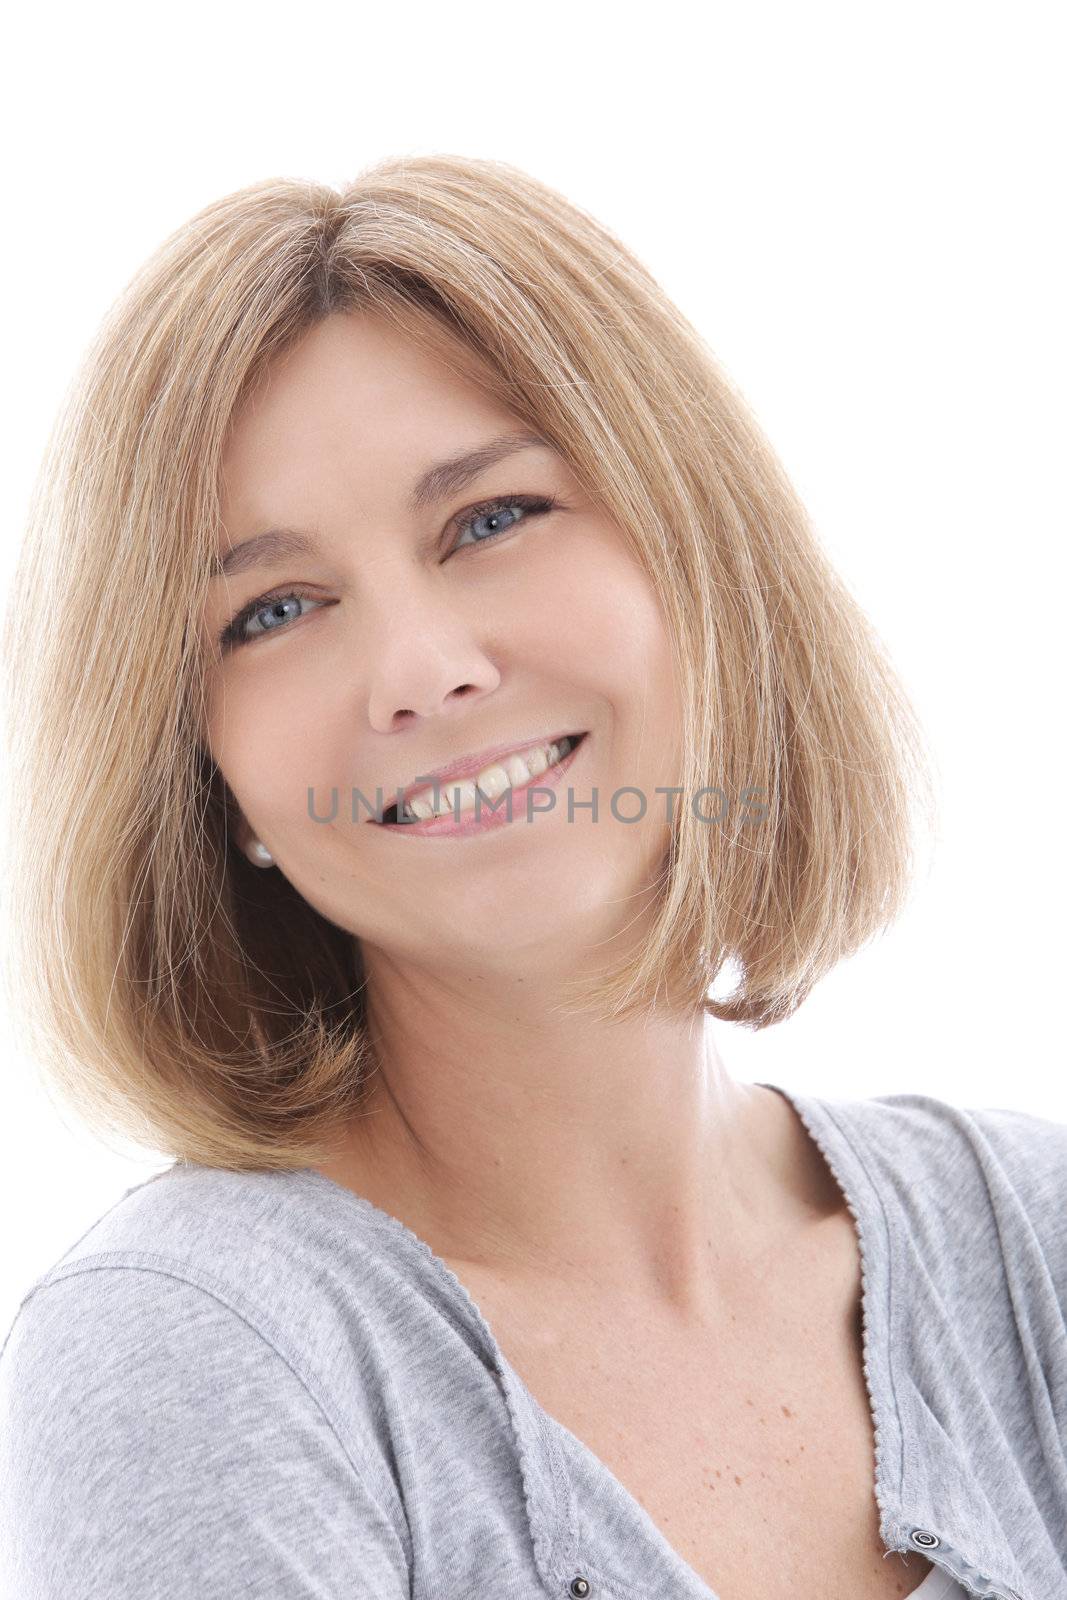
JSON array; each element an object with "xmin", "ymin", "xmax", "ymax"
[{"xmin": 1, "ymin": 153, "xmax": 937, "ymax": 1172}]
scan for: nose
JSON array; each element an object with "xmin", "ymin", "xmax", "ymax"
[{"xmin": 361, "ymin": 573, "xmax": 502, "ymax": 732}]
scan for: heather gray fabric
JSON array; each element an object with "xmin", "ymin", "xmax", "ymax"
[
  {"xmin": 1, "ymin": 1082, "xmax": 1064, "ymax": 1600},
  {"xmin": 907, "ymin": 1571, "xmax": 970, "ymax": 1600}
]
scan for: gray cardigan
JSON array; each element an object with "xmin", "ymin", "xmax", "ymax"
[{"xmin": 1, "ymin": 1081, "xmax": 1064, "ymax": 1600}]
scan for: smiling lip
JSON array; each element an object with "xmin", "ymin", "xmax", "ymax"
[
  {"xmin": 372, "ymin": 731, "xmax": 589, "ymax": 838},
  {"xmin": 369, "ymin": 729, "xmax": 587, "ymax": 818}
]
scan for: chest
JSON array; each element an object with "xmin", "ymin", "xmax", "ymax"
[
  {"xmin": 517, "ymin": 1340, "xmax": 932, "ymax": 1600},
  {"xmin": 447, "ymin": 1219, "xmax": 934, "ymax": 1600}
]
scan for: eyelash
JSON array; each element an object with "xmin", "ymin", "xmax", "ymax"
[{"xmin": 218, "ymin": 493, "xmax": 559, "ymax": 651}]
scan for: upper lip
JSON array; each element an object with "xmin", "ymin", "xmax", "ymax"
[{"xmin": 372, "ymin": 729, "xmax": 586, "ymax": 815}]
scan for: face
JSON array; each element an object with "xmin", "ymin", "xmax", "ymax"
[{"xmin": 202, "ymin": 310, "xmax": 684, "ymax": 989}]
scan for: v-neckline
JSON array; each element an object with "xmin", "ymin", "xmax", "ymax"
[
  {"xmin": 507, "ymin": 1080, "xmax": 902, "ymax": 1596},
  {"xmin": 292, "ymin": 1078, "xmax": 904, "ymax": 1597}
]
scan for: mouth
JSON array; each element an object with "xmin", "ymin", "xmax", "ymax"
[{"xmin": 373, "ymin": 730, "xmax": 590, "ymax": 828}]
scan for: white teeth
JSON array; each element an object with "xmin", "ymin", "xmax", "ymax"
[{"xmin": 399, "ymin": 736, "xmax": 577, "ymax": 823}]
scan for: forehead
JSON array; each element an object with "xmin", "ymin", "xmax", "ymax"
[
  {"xmin": 220, "ymin": 311, "xmax": 521, "ymax": 508},
  {"xmin": 227, "ymin": 312, "xmax": 501, "ymax": 447}
]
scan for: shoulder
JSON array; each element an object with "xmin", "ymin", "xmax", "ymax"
[
  {"xmin": 0, "ymin": 1168, "xmax": 411, "ymax": 1595},
  {"xmin": 833, "ymin": 1090, "xmax": 1066, "ymax": 1216},
  {"xmin": 0, "ymin": 1162, "xmax": 415, "ymax": 1429},
  {"xmin": 803, "ymin": 1087, "xmax": 1067, "ymax": 1312},
  {"xmin": 6, "ymin": 1162, "xmax": 396, "ymax": 1351}
]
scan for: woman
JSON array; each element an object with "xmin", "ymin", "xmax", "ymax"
[{"xmin": 0, "ymin": 155, "xmax": 1061, "ymax": 1600}]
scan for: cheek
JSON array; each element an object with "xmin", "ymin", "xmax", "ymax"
[
  {"xmin": 202, "ymin": 668, "xmax": 330, "ymax": 830},
  {"xmin": 567, "ymin": 543, "xmax": 684, "ymax": 781},
  {"xmin": 544, "ymin": 534, "xmax": 676, "ymax": 693}
]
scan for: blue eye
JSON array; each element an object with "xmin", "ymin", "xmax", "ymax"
[
  {"xmin": 219, "ymin": 590, "xmax": 324, "ymax": 651},
  {"xmin": 452, "ymin": 493, "xmax": 557, "ymax": 550},
  {"xmin": 219, "ymin": 492, "xmax": 558, "ymax": 651}
]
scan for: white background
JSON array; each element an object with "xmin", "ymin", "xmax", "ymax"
[{"xmin": 2, "ymin": 1, "xmax": 1064, "ymax": 1334}]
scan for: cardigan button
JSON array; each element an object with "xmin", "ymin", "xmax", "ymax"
[
  {"xmin": 569, "ymin": 1581, "xmax": 591, "ymax": 1597},
  {"xmin": 910, "ymin": 1529, "xmax": 941, "ymax": 1549}
]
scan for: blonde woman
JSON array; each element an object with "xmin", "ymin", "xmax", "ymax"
[{"xmin": 0, "ymin": 156, "xmax": 1062, "ymax": 1600}]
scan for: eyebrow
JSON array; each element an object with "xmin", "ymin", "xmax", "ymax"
[{"xmin": 211, "ymin": 430, "xmax": 550, "ymax": 580}]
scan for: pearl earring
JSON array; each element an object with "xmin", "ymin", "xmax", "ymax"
[{"xmin": 247, "ymin": 839, "xmax": 274, "ymax": 868}]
